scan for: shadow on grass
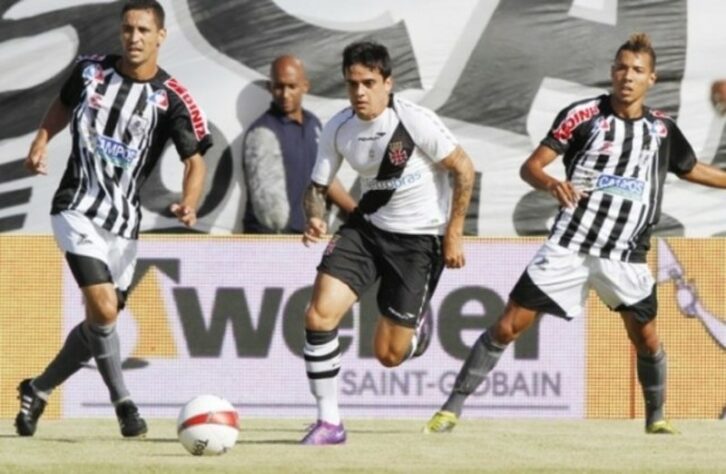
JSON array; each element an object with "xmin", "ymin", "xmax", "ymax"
[
  {"xmin": 240, "ymin": 428, "xmax": 304, "ymax": 434},
  {"xmin": 238, "ymin": 439, "xmax": 298, "ymax": 445},
  {"xmin": 0, "ymin": 434, "xmax": 78, "ymax": 443}
]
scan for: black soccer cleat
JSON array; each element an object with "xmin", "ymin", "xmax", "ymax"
[
  {"xmin": 15, "ymin": 378, "xmax": 47, "ymax": 437},
  {"xmin": 115, "ymin": 400, "xmax": 148, "ymax": 438}
]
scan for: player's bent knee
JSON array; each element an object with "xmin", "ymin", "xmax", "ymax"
[
  {"xmin": 304, "ymin": 304, "xmax": 338, "ymax": 331},
  {"xmin": 87, "ymin": 297, "xmax": 119, "ymax": 325},
  {"xmin": 492, "ymin": 321, "xmax": 518, "ymax": 344},
  {"xmin": 374, "ymin": 348, "xmax": 406, "ymax": 368}
]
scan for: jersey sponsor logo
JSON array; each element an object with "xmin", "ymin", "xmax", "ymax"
[
  {"xmin": 651, "ymin": 119, "xmax": 668, "ymax": 138},
  {"xmin": 88, "ymin": 93, "xmax": 103, "ymax": 109},
  {"xmin": 597, "ymin": 141, "xmax": 614, "ymax": 155},
  {"xmin": 388, "ymin": 141, "xmax": 408, "ymax": 166},
  {"xmin": 148, "ymin": 89, "xmax": 169, "ymax": 111},
  {"xmin": 595, "ymin": 173, "xmax": 645, "ymax": 201},
  {"xmin": 358, "ymin": 132, "xmax": 386, "ymax": 141},
  {"xmin": 82, "ymin": 63, "xmax": 105, "ymax": 84},
  {"xmin": 165, "ymin": 78, "xmax": 208, "ymax": 141},
  {"xmin": 324, "ymin": 235, "xmax": 340, "ymax": 256},
  {"xmin": 94, "ymin": 134, "xmax": 139, "ymax": 168},
  {"xmin": 533, "ymin": 255, "xmax": 549, "ymax": 268},
  {"xmin": 363, "ymin": 171, "xmax": 422, "ymax": 191},
  {"xmin": 77, "ymin": 54, "xmax": 106, "ymax": 63},
  {"xmin": 552, "ymin": 102, "xmax": 600, "ymax": 142},
  {"xmin": 387, "ymin": 306, "xmax": 417, "ymax": 321},
  {"xmin": 75, "ymin": 232, "xmax": 92, "ymax": 246}
]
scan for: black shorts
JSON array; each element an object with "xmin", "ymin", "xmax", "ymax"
[{"xmin": 318, "ymin": 214, "xmax": 444, "ymax": 328}]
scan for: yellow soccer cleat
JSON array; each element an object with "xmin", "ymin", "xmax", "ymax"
[
  {"xmin": 646, "ymin": 419, "xmax": 679, "ymax": 434},
  {"xmin": 422, "ymin": 410, "xmax": 458, "ymax": 434}
]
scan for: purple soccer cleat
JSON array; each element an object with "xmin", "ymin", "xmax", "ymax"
[{"xmin": 300, "ymin": 420, "xmax": 346, "ymax": 445}]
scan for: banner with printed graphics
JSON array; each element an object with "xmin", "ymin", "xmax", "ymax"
[
  {"xmin": 2, "ymin": 236, "xmax": 724, "ymax": 419},
  {"xmin": 60, "ymin": 237, "xmax": 586, "ymax": 419},
  {"xmin": 2, "ymin": 0, "xmax": 726, "ymax": 236}
]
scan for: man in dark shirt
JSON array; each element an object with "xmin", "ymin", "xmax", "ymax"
[{"xmin": 242, "ymin": 55, "xmax": 354, "ymax": 233}]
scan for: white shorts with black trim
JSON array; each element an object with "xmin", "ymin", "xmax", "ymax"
[
  {"xmin": 51, "ymin": 210, "xmax": 137, "ymax": 291},
  {"xmin": 512, "ymin": 240, "xmax": 655, "ymax": 319}
]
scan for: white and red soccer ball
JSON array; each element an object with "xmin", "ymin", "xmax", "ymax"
[{"xmin": 177, "ymin": 394, "xmax": 239, "ymax": 456}]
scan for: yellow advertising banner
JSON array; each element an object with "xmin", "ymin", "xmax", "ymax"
[
  {"xmin": 587, "ymin": 238, "xmax": 726, "ymax": 419},
  {"xmin": 1, "ymin": 236, "xmax": 723, "ymax": 420},
  {"xmin": 0, "ymin": 236, "xmax": 63, "ymax": 419}
]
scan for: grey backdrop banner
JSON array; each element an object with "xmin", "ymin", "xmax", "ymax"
[{"xmin": 0, "ymin": 0, "xmax": 724, "ymax": 236}]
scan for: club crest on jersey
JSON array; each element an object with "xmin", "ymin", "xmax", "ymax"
[
  {"xmin": 148, "ymin": 89, "xmax": 169, "ymax": 111},
  {"xmin": 128, "ymin": 116, "xmax": 149, "ymax": 137},
  {"xmin": 82, "ymin": 64, "xmax": 104, "ymax": 85},
  {"xmin": 388, "ymin": 141, "xmax": 408, "ymax": 166}
]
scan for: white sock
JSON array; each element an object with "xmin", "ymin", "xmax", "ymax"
[{"xmin": 304, "ymin": 335, "xmax": 342, "ymax": 425}]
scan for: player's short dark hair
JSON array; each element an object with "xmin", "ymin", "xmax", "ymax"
[
  {"xmin": 615, "ymin": 32, "xmax": 656, "ymax": 70},
  {"xmin": 122, "ymin": 0, "xmax": 165, "ymax": 29},
  {"xmin": 342, "ymin": 41, "xmax": 392, "ymax": 79}
]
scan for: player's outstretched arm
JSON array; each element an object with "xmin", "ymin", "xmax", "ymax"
[
  {"xmin": 171, "ymin": 153, "xmax": 206, "ymax": 227},
  {"xmin": 25, "ymin": 97, "xmax": 71, "ymax": 175},
  {"xmin": 302, "ymin": 182, "xmax": 329, "ymax": 246},
  {"xmin": 679, "ymin": 162, "xmax": 726, "ymax": 188},
  {"xmin": 520, "ymin": 145, "xmax": 582, "ymax": 208},
  {"xmin": 439, "ymin": 146, "xmax": 474, "ymax": 269}
]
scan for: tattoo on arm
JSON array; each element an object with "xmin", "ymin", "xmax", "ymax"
[
  {"xmin": 449, "ymin": 149, "xmax": 474, "ymax": 222},
  {"xmin": 304, "ymin": 182, "xmax": 329, "ymax": 220}
]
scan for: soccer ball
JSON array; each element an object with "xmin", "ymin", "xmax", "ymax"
[{"xmin": 177, "ymin": 394, "xmax": 240, "ymax": 456}]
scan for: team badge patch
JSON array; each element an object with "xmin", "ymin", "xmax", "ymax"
[
  {"xmin": 388, "ymin": 141, "xmax": 408, "ymax": 166},
  {"xmin": 88, "ymin": 93, "xmax": 103, "ymax": 109},
  {"xmin": 128, "ymin": 115, "xmax": 149, "ymax": 137},
  {"xmin": 651, "ymin": 120, "xmax": 668, "ymax": 138},
  {"xmin": 324, "ymin": 235, "xmax": 340, "ymax": 256},
  {"xmin": 82, "ymin": 64, "xmax": 105, "ymax": 84},
  {"xmin": 148, "ymin": 89, "xmax": 169, "ymax": 111}
]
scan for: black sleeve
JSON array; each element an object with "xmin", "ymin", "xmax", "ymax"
[
  {"xmin": 59, "ymin": 61, "xmax": 86, "ymax": 108},
  {"xmin": 166, "ymin": 83, "xmax": 213, "ymax": 160},
  {"xmin": 540, "ymin": 106, "xmax": 573, "ymax": 155},
  {"xmin": 667, "ymin": 123, "xmax": 697, "ymax": 176}
]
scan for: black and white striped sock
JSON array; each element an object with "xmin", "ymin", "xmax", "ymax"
[{"xmin": 304, "ymin": 329, "xmax": 342, "ymax": 425}]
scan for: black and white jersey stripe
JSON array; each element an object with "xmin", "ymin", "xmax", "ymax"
[
  {"xmin": 542, "ymin": 95, "xmax": 696, "ymax": 262},
  {"xmin": 52, "ymin": 55, "xmax": 212, "ymax": 239}
]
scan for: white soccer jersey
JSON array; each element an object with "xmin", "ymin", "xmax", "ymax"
[{"xmin": 312, "ymin": 96, "xmax": 457, "ymax": 235}]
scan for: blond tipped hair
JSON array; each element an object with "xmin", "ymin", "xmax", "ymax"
[{"xmin": 615, "ymin": 32, "xmax": 656, "ymax": 70}]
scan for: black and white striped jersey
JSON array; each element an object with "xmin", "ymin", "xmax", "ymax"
[
  {"xmin": 51, "ymin": 55, "xmax": 212, "ymax": 239},
  {"xmin": 542, "ymin": 94, "xmax": 696, "ymax": 263}
]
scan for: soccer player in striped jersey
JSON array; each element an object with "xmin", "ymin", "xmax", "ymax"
[
  {"xmin": 300, "ymin": 41, "xmax": 475, "ymax": 444},
  {"xmin": 425, "ymin": 32, "xmax": 726, "ymax": 435},
  {"xmin": 16, "ymin": 0, "xmax": 211, "ymax": 438}
]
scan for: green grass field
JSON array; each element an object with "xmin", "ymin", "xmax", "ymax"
[{"xmin": 0, "ymin": 418, "xmax": 724, "ymax": 473}]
